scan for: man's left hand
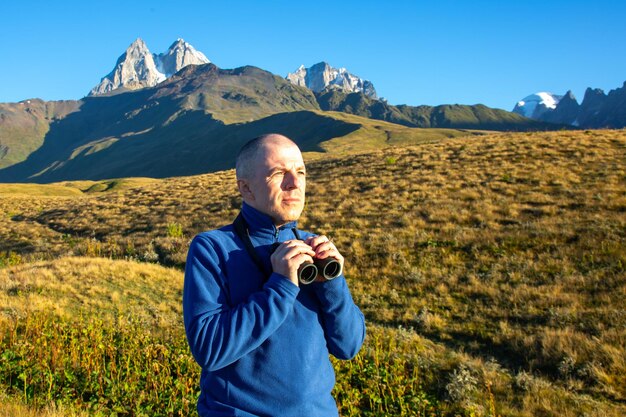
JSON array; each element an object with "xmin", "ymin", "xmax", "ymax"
[{"xmin": 305, "ymin": 235, "xmax": 345, "ymax": 278}]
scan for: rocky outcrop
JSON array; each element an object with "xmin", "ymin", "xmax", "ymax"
[
  {"xmin": 513, "ymin": 81, "xmax": 626, "ymax": 128},
  {"xmin": 544, "ymin": 91, "xmax": 580, "ymax": 125},
  {"xmin": 154, "ymin": 39, "xmax": 210, "ymax": 78},
  {"xmin": 89, "ymin": 38, "xmax": 210, "ymax": 96},
  {"xmin": 286, "ymin": 62, "xmax": 377, "ymax": 99},
  {"xmin": 89, "ymin": 39, "xmax": 165, "ymax": 96}
]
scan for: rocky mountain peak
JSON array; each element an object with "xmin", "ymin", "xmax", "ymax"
[
  {"xmin": 581, "ymin": 87, "xmax": 606, "ymax": 108},
  {"xmin": 512, "ymin": 92, "xmax": 562, "ymax": 119},
  {"xmin": 154, "ymin": 38, "xmax": 210, "ymax": 78},
  {"xmin": 286, "ymin": 62, "xmax": 377, "ymax": 99},
  {"xmin": 562, "ymin": 90, "xmax": 576, "ymax": 101},
  {"xmin": 513, "ymin": 81, "xmax": 626, "ymax": 128},
  {"xmin": 89, "ymin": 38, "xmax": 165, "ymax": 96},
  {"xmin": 89, "ymin": 38, "xmax": 210, "ymax": 97},
  {"xmin": 545, "ymin": 90, "xmax": 580, "ymax": 125}
]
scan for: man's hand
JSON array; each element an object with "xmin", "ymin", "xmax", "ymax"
[
  {"xmin": 305, "ymin": 235, "xmax": 344, "ymax": 281},
  {"xmin": 270, "ymin": 240, "xmax": 316, "ymax": 286}
]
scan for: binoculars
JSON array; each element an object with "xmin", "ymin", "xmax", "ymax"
[
  {"xmin": 297, "ymin": 257, "xmax": 342, "ymax": 285},
  {"xmin": 270, "ymin": 239, "xmax": 342, "ymax": 285}
]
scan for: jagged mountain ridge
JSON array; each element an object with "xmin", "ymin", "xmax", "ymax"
[
  {"xmin": 155, "ymin": 39, "xmax": 210, "ymax": 78},
  {"xmin": 89, "ymin": 38, "xmax": 210, "ymax": 96},
  {"xmin": 90, "ymin": 39, "xmax": 377, "ymax": 101},
  {"xmin": 513, "ymin": 81, "xmax": 626, "ymax": 128},
  {"xmin": 286, "ymin": 62, "xmax": 377, "ymax": 99}
]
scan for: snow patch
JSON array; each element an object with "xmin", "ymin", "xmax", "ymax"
[{"xmin": 514, "ymin": 92, "xmax": 562, "ymax": 118}]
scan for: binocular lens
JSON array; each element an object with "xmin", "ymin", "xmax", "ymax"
[
  {"xmin": 298, "ymin": 262, "xmax": 318, "ymax": 285},
  {"xmin": 320, "ymin": 259, "xmax": 342, "ymax": 280},
  {"xmin": 297, "ymin": 258, "xmax": 342, "ymax": 284}
]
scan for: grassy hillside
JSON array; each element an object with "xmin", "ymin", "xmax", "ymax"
[
  {"xmin": 0, "ymin": 100, "xmax": 81, "ymax": 169},
  {"xmin": 0, "ymin": 99, "xmax": 480, "ymax": 183},
  {"xmin": 316, "ymin": 89, "xmax": 560, "ymax": 131},
  {"xmin": 1, "ymin": 129, "xmax": 625, "ymax": 416},
  {"xmin": 0, "ymin": 64, "xmax": 322, "ymax": 182}
]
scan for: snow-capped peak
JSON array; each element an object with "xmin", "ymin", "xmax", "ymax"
[
  {"xmin": 89, "ymin": 38, "xmax": 211, "ymax": 96},
  {"xmin": 286, "ymin": 62, "xmax": 377, "ymax": 99},
  {"xmin": 513, "ymin": 92, "xmax": 562, "ymax": 119},
  {"xmin": 155, "ymin": 38, "xmax": 210, "ymax": 77}
]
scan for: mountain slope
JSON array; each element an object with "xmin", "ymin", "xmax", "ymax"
[
  {"xmin": 317, "ymin": 89, "xmax": 557, "ymax": 130},
  {"xmin": 0, "ymin": 99, "xmax": 81, "ymax": 169},
  {"xmin": 2, "ymin": 64, "xmax": 316, "ymax": 181},
  {"xmin": 159, "ymin": 64, "xmax": 321, "ymax": 123},
  {"xmin": 0, "ymin": 101, "xmax": 476, "ymax": 183}
]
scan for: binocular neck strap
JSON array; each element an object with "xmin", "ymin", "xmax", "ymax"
[{"xmin": 232, "ymin": 213, "xmax": 299, "ymax": 280}]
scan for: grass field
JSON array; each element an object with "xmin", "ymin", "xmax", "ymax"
[{"xmin": 1, "ymin": 128, "xmax": 625, "ymax": 416}]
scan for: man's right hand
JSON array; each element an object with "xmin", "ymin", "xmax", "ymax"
[{"xmin": 270, "ymin": 240, "xmax": 316, "ymax": 286}]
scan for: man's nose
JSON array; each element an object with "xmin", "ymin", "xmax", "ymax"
[{"xmin": 283, "ymin": 171, "xmax": 302, "ymax": 189}]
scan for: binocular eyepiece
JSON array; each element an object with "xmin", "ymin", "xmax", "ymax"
[{"xmin": 297, "ymin": 257, "xmax": 342, "ymax": 285}]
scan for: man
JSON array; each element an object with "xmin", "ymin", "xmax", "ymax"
[{"xmin": 183, "ymin": 134, "xmax": 366, "ymax": 417}]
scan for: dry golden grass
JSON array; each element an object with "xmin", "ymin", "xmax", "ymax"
[
  {"xmin": 0, "ymin": 392, "xmax": 89, "ymax": 417},
  {"xmin": 0, "ymin": 257, "xmax": 183, "ymax": 327},
  {"xmin": 1, "ymin": 128, "xmax": 625, "ymax": 416},
  {"xmin": 308, "ymin": 110, "xmax": 484, "ymax": 156}
]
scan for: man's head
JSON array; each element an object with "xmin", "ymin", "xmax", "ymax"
[{"xmin": 236, "ymin": 134, "xmax": 306, "ymax": 226}]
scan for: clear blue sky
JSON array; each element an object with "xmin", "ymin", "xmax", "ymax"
[{"xmin": 1, "ymin": 0, "xmax": 625, "ymax": 111}]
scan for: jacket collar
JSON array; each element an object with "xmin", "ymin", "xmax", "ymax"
[{"xmin": 240, "ymin": 202, "xmax": 298, "ymax": 243}]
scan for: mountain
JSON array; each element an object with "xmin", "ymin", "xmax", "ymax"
[
  {"xmin": 0, "ymin": 61, "xmax": 495, "ymax": 183},
  {"xmin": 578, "ymin": 83, "xmax": 626, "ymax": 128},
  {"xmin": 89, "ymin": 38, "xmax": 210, "ymax": 96},
  {"xmin": 0, "ymin": 59, "xmax": 560, "ymax": 183},
  {"xmin": 0, "ymin": 64, "xmax": 349, "ymax": 182},
  {"xmin": 0, "ymin": 38, "xmax": 573, "ymax": 183},
  {"xmin": 154, "ymin": 39, "xmax": 211, "ymax": 78},
  {"xmin": 317, "ymin": 89, "xmax": 556, "ymax": 130},
  {"xmin": 543, "ymin": 91, "xmax": 580, "ymax": 125},
  {"xmin": 0, "ymin": 99, "xmax": 81, "ymax": 169},
  {"xmin": 512, "ymin": 92, "xmax": 562, "ymax": 120},
  {"xmin": 286, "ymin": 62, "xmax": 377, "ymax": 99},
  {"xmin": 512, "ymin": 81, "xmax": 626, "ymax": 128}
]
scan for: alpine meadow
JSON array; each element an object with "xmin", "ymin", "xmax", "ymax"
[{"xmin": 1, "ymin": 128, "xmax": 625, "ymax": 416}]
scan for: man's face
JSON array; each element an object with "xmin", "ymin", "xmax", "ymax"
[{"xmin": 241, "ymin": 140, "xmax": 306, "ymax": 226}]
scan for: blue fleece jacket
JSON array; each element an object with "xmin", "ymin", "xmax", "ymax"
[{"xmin": 183, "ymin": 203, "xmax": 366, "ymax": 417}]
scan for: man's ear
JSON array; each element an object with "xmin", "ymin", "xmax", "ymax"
[{"xmin": 237, "ymin": 179, "xmax": 254, "ymax": 201}]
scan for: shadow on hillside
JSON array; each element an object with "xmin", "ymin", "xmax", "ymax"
[
  {"xmin": 364, "ymin": 313, "xmax": 542, "ymax": 381},
  {"xmin": 0, "ymin": 91, "xmax": 360, "ymax": 183}
]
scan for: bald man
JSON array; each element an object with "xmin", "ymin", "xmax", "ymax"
[{"xmin": 183, "ymin": 134, "xmax": 366, "ymax": 417}]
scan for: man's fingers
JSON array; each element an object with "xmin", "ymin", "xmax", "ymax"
[
  {"xmin": 273, "ymin": 240, "xmax": 315, "ymax": 260},
  {"xmin": 305, "ymin": 235, "xmax": 332, "ymax": 251}
]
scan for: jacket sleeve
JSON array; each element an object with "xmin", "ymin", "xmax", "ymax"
[
  {"xmin": 183, "ymin": 234, "xmax": 299, "ymax": 371},
  {"xmin": 312, "ymin": 275, "xmax": 366, "ymax": 360}
]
